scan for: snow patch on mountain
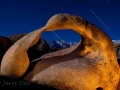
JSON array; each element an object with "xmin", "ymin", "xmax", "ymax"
[{"xmin": 48, "ymin": 39, "xmax": 77, "ymax": 50}]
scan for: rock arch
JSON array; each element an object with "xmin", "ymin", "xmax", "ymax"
[{"xmin": 1, "ymin": 14, "xmax": 119, "ymax": 90}]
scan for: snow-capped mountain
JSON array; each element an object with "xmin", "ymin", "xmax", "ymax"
[
  {"xmin": 112, "ymin": 40, "xmax": 120, "ymax": 44},
  {"xmin": 48, "ymin": 39, "xmax": 120, "ymax": 50},
  {"xmin": 48, "ymin": 39, "xmax": 77, "ymax": 50}
]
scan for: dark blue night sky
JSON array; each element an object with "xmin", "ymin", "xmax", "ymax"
[{"xmin": 0, "ymin": 0, "xmax": 120, "ymax": 42}]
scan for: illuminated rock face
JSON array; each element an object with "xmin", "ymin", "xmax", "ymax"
[
  {"xmin": 1, "ymin": 28, "xmax": 45, "ymax": 78},
  {"xmin": 1, "ymin": 14, "xmax": 119, "ymax": 90}
]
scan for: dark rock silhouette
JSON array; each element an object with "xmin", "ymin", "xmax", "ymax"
[
  {"xmin": 8, "ymin": 34, "xmax": 50, "ymax": 61},
  {"xmin": 117, "ymin": 58, "xmax": 120, "ymax": 65},
  {"xmin": 114, "ymin": 43, "xmax": 120, "ymax": 65},
  {"xmin": 0, "ymin": 36, "xmax": 12, "ymax": 63}
]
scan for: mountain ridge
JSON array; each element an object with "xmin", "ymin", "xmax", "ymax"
[
  {"xmin": 48, "ymin": 39, "xmax": 77, "ymax": 50},
  {"xmin": 48, "ymin": 39, "xmax": 120, "ymax": 49}
]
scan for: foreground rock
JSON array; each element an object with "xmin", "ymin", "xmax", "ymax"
[{"xmin": 1, "ymin": 14, "xmax": 119, "ymax": 90}]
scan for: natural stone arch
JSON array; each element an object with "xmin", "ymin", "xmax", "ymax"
[{"xmin": 1, "ymin": 14, "xmax": 119, "ymax": 90}]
